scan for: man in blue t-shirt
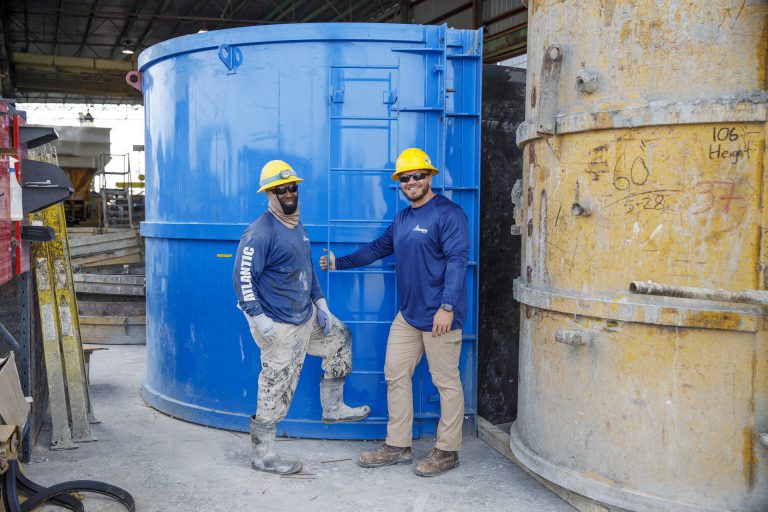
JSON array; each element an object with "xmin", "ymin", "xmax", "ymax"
[
  {"xmin": 320, "ymin": 148, "xmax": 469, "ymax": 477},
  {"xmin": 233, "ymin": 160, "xmax": 370, "ymax": 476}
]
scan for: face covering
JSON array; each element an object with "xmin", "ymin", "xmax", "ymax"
[{"xmin": 267, "ymin": 190, "xmax": 300, "ymax": 228}]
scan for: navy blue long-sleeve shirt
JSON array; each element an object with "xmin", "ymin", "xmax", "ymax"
[
  {"xmin": 233, "ymin": 212, "xmax": 323, "ymax": 325},
  {"xmin": 335, "ymin": 194, "xmax": 469, "ymax": 331}
]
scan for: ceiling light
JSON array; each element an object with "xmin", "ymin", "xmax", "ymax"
[
  {"xmin": 197, "ymin": 28, "xmax": 208, "ymax": 33},
  {"xmin": 122, "ymin": 48, "xmax": 135, "ymax": 55}
]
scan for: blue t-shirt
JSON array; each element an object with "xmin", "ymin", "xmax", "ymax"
[
  {"xmin": 233, "ymin": 212, "xmax": 323, "ymax": 325},
  {"xmin": 335, "ymin": 194, "xmax": 469, "ymax": 331}
]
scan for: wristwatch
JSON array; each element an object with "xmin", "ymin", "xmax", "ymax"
[{"xmin": 440, "ymin": 303, "xmax": 454, "ymax": 312}]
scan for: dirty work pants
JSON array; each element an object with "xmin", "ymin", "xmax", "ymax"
[
  {"xmin": 384, "ymin": 312, "xmax": 463, "ymax": 452},
  {"xmin": 245, "ymin": 305, "xmax": 352, "ymax": 425}
]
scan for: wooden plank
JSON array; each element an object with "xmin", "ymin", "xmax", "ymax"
[
  {"xmin": 71, "ymin": 247, "xmax": 141, "ymax": 266},
  {"xmin": 79, "ymin": 315, "xmax": 146, "ymax": 326},
  {"xmin": 74, "ymin": 274, "xmax": 145, "ymax": 286},
  {"xmin": 73, "ymin": 282, "xmax": 145, "ymax": 296},
  {"xmin": 69, "ymin": 238, "xmax": 138, "ymax": 257},
  {"xmin": 75, "ymin": 254, "xmax": 143, "ymax": 268},
  {"xmin": 67, "ymin": 227, "xmax": 124, "ymax": 237},
  {"xmin": 82, "ymin": 344, "xmax": 109, "ymax": 353},
  {"xmin": 477, "ymin": 417, "xmax": 615, "ymax": 512},
  {"xmin": 67, "ymin": 230, "xmax": 137, "ymax": 248},
  {"xmin": 78, "ymin": 300, "xmax": 145, "ymax": 317},
  {"xmin": 80, "ymin": 324, "xmax": 146, "ymax": 345}
]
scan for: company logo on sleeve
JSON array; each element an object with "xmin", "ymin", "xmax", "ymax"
[
  {"xmin": 413, "ymin": 225, "xmax": 428, "ymax": 234},
  {"xmin": 239, "ymin": 246, "xmax": 256, "ymax": 302}
]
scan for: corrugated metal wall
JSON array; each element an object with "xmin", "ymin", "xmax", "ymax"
[{"xmin": 387, "ymin": 1, "xmax": 527, "ymax": 63}]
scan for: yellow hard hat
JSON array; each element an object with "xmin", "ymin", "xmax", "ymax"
[
  {"xmin": 258, "ymin": 160, "xmax": 304, "ymax": 193},
  {"xmin": 391, "ymin": 148, "xmax": 439, "ymax": 180}
]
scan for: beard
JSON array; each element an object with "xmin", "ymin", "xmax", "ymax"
[
  {"xmin": 401, "ymin": 182, "xmax": 429, "ymax": 202},
  {"xmin": 278, "ymin": 192, "xmax": 299, "ymax": 214}
]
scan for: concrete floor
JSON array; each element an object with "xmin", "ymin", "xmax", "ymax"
[{"xmin": 25, "ymin": 345, "xmax": 575, "ymax": 512}]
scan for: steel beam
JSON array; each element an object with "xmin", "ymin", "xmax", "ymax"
[
  {"xmin": 108, "ymin": 0, "xmax": 149, "ymax": 59},
  {"xmin": 266, "ymin": 0, "xmax": 297, "ymax": 21},
  {"xmin": 6, "ymin": 8, "xmax": 277, "ymax": 25},
  {"xmin": 472, "ymin": 0, "xmax": 482, "ymax": 28},
  {"xmin": 135, "ymin": 0, "xmax": 173, "ymax": 52},
  {"xmin": 0, "ymin": 2, "xmax": 15, "ymax": 98},
  {"xmin": 483, "ymin": 22, "xmax": 527, "ymax": 62},
  {"xmin": 76, "ymin": 0, "xmax": 102, "ymax": 57},
  {"xmin": 53, "ymin": 0, "xmax": 64, "ymax": 54}
]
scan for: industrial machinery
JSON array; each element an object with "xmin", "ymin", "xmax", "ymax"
[{"xmin": 511, "ymin": 1, "xmax": 767, "ymax": 511}]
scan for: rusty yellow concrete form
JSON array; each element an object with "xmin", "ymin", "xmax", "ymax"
[
  {"xmin": 31, "ymin": 203, "xmax": 94, "ymax": 448},
  {"xmin": 512, "ymin": 1, "xmax": 768, "ymax": 511}
]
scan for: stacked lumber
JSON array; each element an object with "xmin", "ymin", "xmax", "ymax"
[
  {"xmin": 75, "ymin": 274, "xmax": 146, "ymax": 345},
  {"xmin": 68, "ymin": 229, "xmax": 143, "ymax": 268},
  {"xmin": 68, "ymin": 229, "xmax": 146, "ymax": 345},
  {"xmin": 73, "ymin": 273, "xmax": 145, "ymax": 296}
]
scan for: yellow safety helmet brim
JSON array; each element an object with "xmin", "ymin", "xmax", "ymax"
[
  {"xmin": 391, "ymin": 148, "xmax": 439, "ymax": 180},
  {"xmin": 258, "ymin": 159, "xmax": 304, "ymax": 193},
  {"xmin": 258, "ymin": 175, "xmax": 303, "ymax": 193},
  {"xmin": 390, "ymin": 167, "xmax": 439, "ymax": 181}
]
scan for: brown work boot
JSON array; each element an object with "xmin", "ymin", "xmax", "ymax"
[
  {"xmin": 414, "ymin": 448, "xmax": 459, "ymax": 477},
  {"xmin": 358, "ymin": 443, "xmax": 412, "ymax": 468}
]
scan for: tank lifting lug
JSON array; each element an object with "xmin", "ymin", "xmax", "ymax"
[
  {"xmin": 536, "ymin": 43, "xmax": 563, "ymax": 135},
  {"xmin": 218, "ymin": 44, "xmax": 243, "ymax": 73}
]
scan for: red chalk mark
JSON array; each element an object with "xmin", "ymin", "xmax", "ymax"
[{"xmin": 691, "ymin": 180, "xmax": 747, "ymax": 217}]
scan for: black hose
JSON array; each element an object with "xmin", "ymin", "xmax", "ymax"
[
  {"xmin": 15, "ymin": 466, "xmax": 84, "ymax": 512},
  {"xmin": 19, "ymin": 477, "xmax": 135, "ymax": 512},
  {"xmin": 3, "ymin": 460, "xmax": 22, "ymax": 512}
]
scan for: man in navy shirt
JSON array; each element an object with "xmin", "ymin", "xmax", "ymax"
[
  {"xmin": 234, "ymin": 160, "xmax": 370, "ymax": 475},
  {"xmin": 320, "ymin": 148, "xmax": 469, "ymax": 477}
]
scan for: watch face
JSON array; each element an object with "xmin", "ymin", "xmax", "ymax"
[{"xmin": 441, "ymin": 304, "xmax": 453, "ymax": 312}]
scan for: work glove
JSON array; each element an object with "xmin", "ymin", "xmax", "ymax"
[
  {"xmin": 315, "ymin": 298, "xmax": 335, "ymax": 336},
  {"xmin": 248, "ymin": 313, "xmax": 277, "ymax": 343}
]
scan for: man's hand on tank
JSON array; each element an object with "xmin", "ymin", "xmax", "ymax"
[{"xmin": 319, "ymin": 248, "xmax": 336, "ymax": 271}]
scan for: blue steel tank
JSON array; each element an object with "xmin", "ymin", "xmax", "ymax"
[{"xmin": 138, "ymin": 23, "xmax": 483, "ymax": 438}]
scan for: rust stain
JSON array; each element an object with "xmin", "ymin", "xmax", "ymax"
[
  {"xmin": 743, "ymin": 427, "xmax": 757, "ymax": 489},
  {"xmin": 680, "ymin": 311, "xmax": 744, "ymax": 331},
  {"xmin": 600, "ymin": 0, "xmax": 614, "ymax": 27},
  {"xmin": 619, "ymin": 19, "xmax": 633, "ymax": 45},
  {"xmin": 758, "ymin": 11, "xmax": 768, "ymax": 89}
]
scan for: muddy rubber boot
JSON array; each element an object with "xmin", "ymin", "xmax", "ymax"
[
  {"xmin": 358, "ymin": 443, "xmax": 413, "ymax": 468},
  {"xmin": 320, "ymin": 377, "xmax": 371, "ymax": 424},
  {"xmin": 250, "ymin": 417, "xmax": 302, "ymax": 475},
  {"xmin": 414, "ymin": 448, "xmax": 459, "ymax": 477}
]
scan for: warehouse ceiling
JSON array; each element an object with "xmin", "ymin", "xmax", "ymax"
[{"xmin": 0, "ymin": 0, "xmax": 527, "ymax": 104}]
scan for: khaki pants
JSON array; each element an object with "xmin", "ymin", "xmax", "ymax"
[
  {"xmin": 245, "ymin": 306, "xmax": 352, "ymax": 425},
  {"xmin": 384, "ymin": 312, "xmax": 463, "ymax": 452}
]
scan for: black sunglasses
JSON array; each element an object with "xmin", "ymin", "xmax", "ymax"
[
  {"xmin": 399, "ymin": 172, "xmax": 429, "ymax": 183},
  {"xmin": 271, "ymin": 183, "xmax": 298, "ymax": 195}
]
